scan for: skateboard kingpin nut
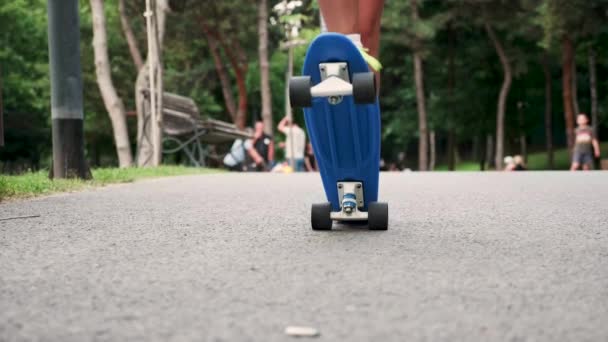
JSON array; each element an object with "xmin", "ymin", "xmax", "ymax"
[{"xmin": 342, "ymin": 193, "xmax": 357, "ymax": 214}]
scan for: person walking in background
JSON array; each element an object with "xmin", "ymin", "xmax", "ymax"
[
  {"xmin": 570, "ymin": 113, "xmax": 601, "ymax": 171},
  {"xmin": 278, "ymin": 116, "xmax": 306, "ymax": 172},
  {"xmin": 304, "ymin": 143, "xmax": 317, "ymax": 172},
  {"xmin": 251, "ymin": 120, "xmax": 274, "ymax": 171}
]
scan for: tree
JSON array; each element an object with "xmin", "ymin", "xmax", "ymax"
[
  {"xmin": 560, "ymin": 34, "xmax": 575, "ymax": 149},
  {"xmin": 258, "ymin": 0, "xmax": 273, "ymax": 135},
  {"xmin": 541, "ymin": 52, "xmax": 554, "ymax": 168},
  {"xmin": 411, "ymin": 0, "xmax": 429, "ymax": 171},
  {"xmin": 90, "ymin": 0, "xmax": 133, "ymax": 168},
  {"xmin": 484, "ymin": 21, "xmax": 512, "ymax": 170},
  {"xmin": 541, "ymin": 0, "xmax": 608, "ymax": 151},
  {"xmin": 135, "ymin": 0, "xmax": 169, "ymax": 167},
  {"xmin": 118, "ymin": 0, "xmax": 143, "ymax": 71},
  {"xmin": 196, "ymin": 1, "xmax": 254, "ymax": 129},
  {"xmin": 200, "ymin": 20, "xmax": 238, "ymax": 122},
  {"xmin": 588, "ymin": 46, "xmax": 598, "ymax": 139}
]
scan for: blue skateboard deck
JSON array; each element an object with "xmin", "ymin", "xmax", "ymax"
[{"xmin": 300, "ymin": 33, "xmax": 381, "ymax": 212}]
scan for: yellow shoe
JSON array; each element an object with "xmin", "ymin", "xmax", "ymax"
[
  {"xmin": 359, "ymin": 47, "xmax": 382, "ymax": 72},
  {"xmin": 345, "ymin": 34, "xmax": 382, "ymax": 72}
]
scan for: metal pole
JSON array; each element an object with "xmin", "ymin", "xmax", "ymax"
[
  {"xmin": 47, "ymin": 0, "xmax": 90, "ymax": 179},
  {"xmin": 144, "ymin": 0, "xmax": 158, "ymax": 166},
  {"xmin": 286, "ymin": 45, "xmax": 295, "ymax": 169}
]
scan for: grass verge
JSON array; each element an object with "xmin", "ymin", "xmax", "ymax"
[
  {"xmin": 0, "ymin": 166, "xmax": 220, "ymax": 202},
  {"xmin": 436, "ymin": 142, "xmax": 608, "ymax": 171}
]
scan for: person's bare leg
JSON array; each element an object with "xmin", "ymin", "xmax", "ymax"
[
  {"xmin": 570, "ymin": 162, "xmax": 580, "ymax": 171},
  {"xmin": 583, "ymin": 164, "xmax": 590, "ymax": 171},
  {"xmin": 358, "ymin": 0, "xmax": 384, "ymax": 59},
  {"xmin": 319, "ymin": 0, "xmax": 359, "ymax": 34},
  {"xmin": 359, "ymin": 0, "xmax": 384, "ymax": 90}
]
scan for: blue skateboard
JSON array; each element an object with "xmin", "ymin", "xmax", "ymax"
[{"xmin": 289, "ymin": 33, "xmax": 388, "ymax": 230}]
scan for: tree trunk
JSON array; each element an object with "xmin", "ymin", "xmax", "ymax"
[
  {"xmin": 91, "ymin": 0, "xmax": 133, "ymax": 168},
  {"xmin": 233, "ymin": 65, "xmax": 248, "ymax": 130},
  {"xmin": 542, "ymin": 52, "xmax": 554, "ymax": 169},
  {"xmin": 486, "ymin": 134, "xmax": 494, "ymax": 170},
  {"xmin": 429, "ymin": 130, "xmax": 436, "ymax": 171},
  {"xmin": 485, "ymin": 22, "xmax": 512, "ymax": 170},
  {"xmin": 447, "ymin": 22, "xmax": 456, "ymax": 171},
  {"xmin": 517, "ymin": 101, "xmax": 527, "ymax": 162},
  {"xmin": 200, "ymin": 22, "xmax": 237, "ymax": 122},
  {"xmin": 561, "ymin": 35, "xmax": 575, "ymax": 150},
  {"xmin": 0, "ymin": 65, "xmax": 4, "ymax": 147},
  {"xmin": 219, "ymin": 36, "xmax": 248, "ymax": 129},
  {"xmin": 478, "ymin": 136, "xmax": 485, "ymax": 171},
  {"xmin": 258, "ymin": 0, "xmax": 273, "ymax": 135},
  {"xmin": 572, "ymin": 54, "xmax": 580, "ymax": 115},
  {"xmin": 135, "ymin": 0, "xmax": 168, "ymax": 167},
  {"xmin": 411, "ymin": 0, "xmax": 428, "ymax": 171},
  {"xmin": 589, "ymin": 46, "xmax": 598, "ymax": 140},
  {"xmin": 118, "ymin": 0, "xmax": 143, "ymax": 71}
]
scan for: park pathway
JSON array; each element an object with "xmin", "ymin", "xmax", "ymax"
[{"xmin": 1, "ymin": 172, "xmax": 607, "ymax": 341}]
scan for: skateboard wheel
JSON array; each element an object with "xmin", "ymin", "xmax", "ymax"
[
  {"xmin": 352, "ymin": 72, "xmax": 376, "ymax": 104},
  {"xmin": 289, "ymin": 76, "xmax": 312, "ymax": 108},
  {"xmin": 311, "ymin": 202, "xmax": 333, "ymax": 230},
  {"xmin": 368, "ymin": 202, "xmax": 388, "ymax": 230}
]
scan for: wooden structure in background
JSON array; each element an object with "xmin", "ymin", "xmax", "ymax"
[{"xmin": 147, "ymin": 91, "xmax": 251, "ymax": 167}]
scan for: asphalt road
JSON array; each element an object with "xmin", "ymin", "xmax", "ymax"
[{"xmin": 1, "ymin": 172, "xmax": 607, "ymax": 341}]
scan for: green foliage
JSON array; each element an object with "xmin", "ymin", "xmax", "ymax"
[{"xmin": 2, "ymin": 0, "xmax": 608, "ymax": 171}]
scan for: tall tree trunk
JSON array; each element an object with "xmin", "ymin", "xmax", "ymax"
[
  {"xmin": 589, "ymin": 46, "xmax": 598, "ymax": 140},
  {"xmin": 135, "ymin": 0, "xmax": 168, "ymax": 167},
  {"xmin": 429, "ymin": 130, "xmax": 436, "ymax": 171},
  {"xmin": 90, "ymin": 0, "xmax": 133, "ymax": 168},
  {"xmin": 478, "ymin": 136, "xmax": 486, "ymax": 171},
  {"xmin": 447, "ymin": 22, "xmax": 456, "ymax": 171},
  {"xmin": 518, "ymin": 101, "xmax": 527, "ymax": 162},
  {"xmin": 486, "ymin": 134, "xmax": 494, "ymax": 170},
  {"xmin": 200, "ymin": 22, "xmax": 237, "ymax": 122},
  {"xmin": 233, "ymin": 66, "xmax": 248, "ymax": 129},
  {"xmin": 542, "ymin": 52, "xmax": 554, "ymax": 169},
  {"xmin": 258, "ymin": 0, "xmax": 273, "ymax": 135},
  {"xmin": 411, "ymin": 0, "xmax": 428, "ymax": 171},
  {"xmin": 485, "ymin": 22, "xmax": 512, "ymax": 170},
  {"xmin": 0, "ymin": 65, "xmax": 4, "ymax": 147},
  {"xmin": 561, "ymin": 35, "xmax": 575, "ymax": 150},
  {"xmin": 118, "ymin": 0, "xmax": 143, "ymax": 71},
  {"xmin": 572, "ymin": 55, "xmax": 580, "ymax": 115},
  {"xmin": 219, "ymin": 37, "xmax": 248, "ymax": 129}
]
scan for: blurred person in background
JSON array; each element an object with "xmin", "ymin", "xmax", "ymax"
[
  {"xmin": 504, "ymin": 156, "xmax": 516, "ymax": 171},
  {"xmin": 251, "ymin": 120, "xmax": 274, "ymax": 171},
  {"xmin": 304, "ymin": 143, "xmax": 317, "ymax": 172},
  {"xmin": 223, "ymin": 139, "xmax": 254, "ymax": 171},
  {"xmin": 570, "ymin": 113, "xmax": 601, "ymax": 171},
  {"xmin": 513, "ymin": 155, "xmax": 527, "ymax": 171},
  {"xmin": 278, "ymin": 116, "xmax": 306, "ymax": 172}
]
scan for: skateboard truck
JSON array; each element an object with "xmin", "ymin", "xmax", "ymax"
[
  {"xmin": 311, "ymin": 180, "xmax": 388, "ymax": 230},
  {"xmin": 289, "ymin": 64, "xmax": 376, "ymax": 108},
  {"xmin": 330, "ymin": 182, "xmax": 367, "ymax": 221}
]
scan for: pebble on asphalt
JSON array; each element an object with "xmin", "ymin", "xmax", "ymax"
[{"xmin": 284, "ymin": 326, "xmax": 320, "ymax": 338}]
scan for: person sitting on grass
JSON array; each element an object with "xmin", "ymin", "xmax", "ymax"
[
  {"xmin": 570, "ymin": 113, "xmax": 601, "ymax": 171},
  {"xmin": 223, "ymin": 138, "xmax": 265, "ymax": 172},
  {"xmin": 251, "ymin": 120, "xmax": 275, "ymax": 171}
]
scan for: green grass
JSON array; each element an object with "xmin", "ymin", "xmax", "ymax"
[
  {"xmin": 435, "ymin": 142, "xmax": 608, "ymax": 171},
  {"xmin": 0, "ymin": 166, "xmax": 220, "ymax": 202}
]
